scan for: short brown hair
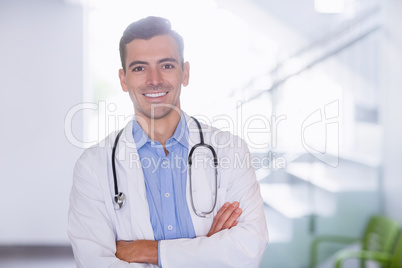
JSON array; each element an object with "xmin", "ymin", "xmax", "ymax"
[{"xmin": 119, "ymin": 16, "xmax": 184, "ymax": 72}]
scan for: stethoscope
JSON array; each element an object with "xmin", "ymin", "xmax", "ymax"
[{"xmin": 112, "ymin": 117, "xmax": 218, "ymax": 218}]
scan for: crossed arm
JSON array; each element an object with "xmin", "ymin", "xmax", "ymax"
[
  {"xmin": 115, "ymin": 201, "xmax": 242, "ymax": 265},
  {"xmin": 69, "ymin": 139, "xmax": 268, "ymax": 267}
]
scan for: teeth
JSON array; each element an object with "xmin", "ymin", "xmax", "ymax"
[{"xmin": 145, "ymin": 92, "xmax": 167, "ymax": 98}]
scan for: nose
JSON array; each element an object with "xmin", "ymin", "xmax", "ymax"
[{"xmin": 147, "ymin": 67, "xmax": 163, "ymax": 87}]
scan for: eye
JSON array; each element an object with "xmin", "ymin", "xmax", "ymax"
[
  {"xmin": 132, "ymin": 66, "xmax": 144, "ymax": 72},
  {"xmin": 162, "ymin": 64, "xmax": 174, "ymax": 69}
]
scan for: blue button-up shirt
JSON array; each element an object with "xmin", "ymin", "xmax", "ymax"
[{"xmin": 132, "ymin": 113, "xmax": 196, "ymax": 252}]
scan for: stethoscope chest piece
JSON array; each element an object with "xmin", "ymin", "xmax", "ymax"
[{"xmin": 114, "ymin": 192, "xmax": 126, "ymax": 210}]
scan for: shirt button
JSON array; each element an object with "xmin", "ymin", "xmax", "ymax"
[
  {"xmin": 167, "ymin": 225, "xmax": 173, "ymax": 231},
  {"xmin": 163, "ymin": 159, "xmax": 168, "ymax": 165},
  {"xmin": 165, "ymin": 193, "xmax": 170, "ymax": 198},
  {"xmin": 151, "ymin": 141, "xmax": 155, "ymax": 145}
]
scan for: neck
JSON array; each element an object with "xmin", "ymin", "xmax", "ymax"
[{"xmin": 136, "ymin": 111, "xmax": 182, "ymax": 146}]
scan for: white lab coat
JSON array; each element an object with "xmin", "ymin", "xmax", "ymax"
[{"xmin": 68, "ymin": 112, "xmax": 269, "ymax": 268}]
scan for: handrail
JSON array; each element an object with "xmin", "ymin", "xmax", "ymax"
[
  {"xmin": 233, "ymin": 5, "xmax": 381, "ymax": 107},
  {"xmin": 239, "ymin": 24, "xmax": 381, "ymax": 106},
  {"xmin": 272, "ymin": 5, "xmax": 381, "ymax": 74}
]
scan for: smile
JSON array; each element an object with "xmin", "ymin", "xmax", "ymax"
[{"xmin": 144, "ymin": 92, "xmax": 167, "ymax": 98}]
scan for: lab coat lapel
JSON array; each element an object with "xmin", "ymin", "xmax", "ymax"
[{"xmin": 116, "ymin": 120, "xmax": 154, "ymax": 239}]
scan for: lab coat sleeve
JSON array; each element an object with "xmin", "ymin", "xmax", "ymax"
[
  {"xmin": 159, "ymin": 138, "xmax": 269, "ymax": 268},
  {"xmin": 68, "ymin": 148, "xmax": 147, "ymax": 268}
]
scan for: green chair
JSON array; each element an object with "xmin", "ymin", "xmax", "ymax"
[
  {"xmin": 310, "ymin": 215, "xmax": 400, "ymax": 268},
  {"xmin": 335, "ymin": 232, "xmax": 402, "ymax": 268}
]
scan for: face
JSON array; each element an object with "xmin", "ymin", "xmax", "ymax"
[{"xmin": 119, "ymin": 34, "xmax": 190, "ymax": 121}]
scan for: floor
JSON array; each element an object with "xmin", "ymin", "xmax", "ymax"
[
  {"xmin": 0, "ymin": 245, "xmax": 380, "ymax": 268},
  {"xmin": 0, "ymin": 246, "xmax": 76, "ymax": 268}
]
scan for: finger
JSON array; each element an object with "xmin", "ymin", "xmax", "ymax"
[
  {"xmin": 209, "ymin": 202, "xmax": 230, "ymax": 234},
  {"xmin": 222, "ymin": 207, "xmax": 242, "ymax": 229},
  {"xmin": 230, "ymin": 221, "xmax": 239, "ymax": 229},
  {"xmin": 213, "ymin": 202, "xmax": 240, "ymax": 231},
  {"xmin": 215, "ymin": 202, "xmax": 231, "ymax": 219}
]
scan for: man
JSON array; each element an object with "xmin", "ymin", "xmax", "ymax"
[{"xmin": 68, "ymin": 16, "xmax": 268, "ymax": 267}]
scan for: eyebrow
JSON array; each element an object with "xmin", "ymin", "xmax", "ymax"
[
  {"xmin": 128, "ymin": 60, "xmax": 147, "ymax": 69},
  {"xmin": 158, "ymin": 57, "xmax": 178, "ymax": 64},
  {"xmin": 127, "ymin": 57, "xmax": 179, "ymax": 69}
]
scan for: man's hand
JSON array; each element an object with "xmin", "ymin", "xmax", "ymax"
[
  {"xmin": 116, "ymin": 240, "xmax": 158, "ymax": 265},
  {"xmin": 207, "ymin": 202, "xmax": 242, "ymax": 237},
  {"xmin": 116, "ymin": 203, "xmax": 241, "ymax": 263}
]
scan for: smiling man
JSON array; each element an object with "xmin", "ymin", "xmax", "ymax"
[
  {"xmin": 120, "ymin": 34, "xmax": 187, "ymax": 121},
  {"xmin": 68, "ymin": 16, "xmax": 268, "ymax": 267}
]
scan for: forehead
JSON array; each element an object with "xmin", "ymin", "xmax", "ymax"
[{"xmin": 125, "ymin": 34, "xmax": 180, "ymax": 62}]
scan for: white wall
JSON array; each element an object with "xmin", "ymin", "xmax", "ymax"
[
  {"xmin": 0, "ymin": 0, "xmax": 83, "ymax": 244},
  {"xmin": 381, "ymin": 0, "xmax": 402, "ymax": 224}
]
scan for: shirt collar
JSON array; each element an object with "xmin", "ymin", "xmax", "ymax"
[
  {"xmin": 131, "ymin": 112, "xmax": 189, "ymax": 150},
  {"xmin": 169, "ymin": 112, "xmax": 189, "ymax": 149},
  {"xmin": 132, "ymin": 119, "xmax": 150, "ymax": 149}
]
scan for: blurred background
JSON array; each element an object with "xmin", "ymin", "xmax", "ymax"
[{"xmin": 0, "ymin": 0, "xmax": 401, "ymax": 267}]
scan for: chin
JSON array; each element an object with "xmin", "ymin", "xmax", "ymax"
[{"xmin": 148, "ymin": 107, "xmax": 179, "ymax": 120}]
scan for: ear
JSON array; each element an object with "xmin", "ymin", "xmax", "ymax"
[
  {"xmin": 118, "ymin": 69, "xmax": 128, "ymax": 92},
  {"xmin": 182, "ymin": 61, "xmax": 190, "ymax": 87}
]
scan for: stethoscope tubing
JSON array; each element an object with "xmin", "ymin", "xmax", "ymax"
[
  {"xmin": 112, "ymin": 117, "xmax": 218, "ymax": 217},
  {"xmin": 188, "ymin": 117, "xmax": 218, "ymax": 217},
  {"xmin": 112, "ymin": 128, "xmax": 124, "ymax": 196}
]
